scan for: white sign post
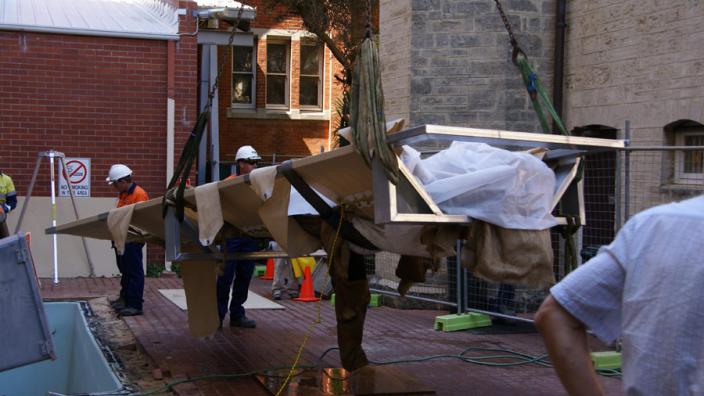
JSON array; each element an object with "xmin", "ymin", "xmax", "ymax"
[{"xmin": 59, "ymin": 158, "xmax": 91, "ymax": 197}]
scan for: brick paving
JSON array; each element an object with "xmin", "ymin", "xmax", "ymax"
[{"xmin": 40, "ymin": 276, "xmax": 622, "ymax": 396}]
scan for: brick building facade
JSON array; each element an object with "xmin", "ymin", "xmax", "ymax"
[
  {"xmin": 0, "ymin": 0, "xmax": 199, "ymax": 276},
  {"xmin": 206, "ymin": 0, "xmax": 346, "ymax": 171}
]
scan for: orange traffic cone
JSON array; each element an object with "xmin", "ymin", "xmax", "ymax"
[
  {"xmin": 260, "ymin": 258, "xmax": 274, "ymax": 280},
  {"xmin": 293, "ymin": 266, "xmax": 319, "ymax": 302}
]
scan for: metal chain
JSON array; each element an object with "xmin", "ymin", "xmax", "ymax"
[
  {"xmin": 493, "ymin": 0, "xmax": 527, "ymax": 64},
  {"xmin": 493, "ymin": 0, "xmax": 517, "ymax": 48},
  {"xmin": 205, "ymin": 5, "xmax": 245, "ymax": 109}
]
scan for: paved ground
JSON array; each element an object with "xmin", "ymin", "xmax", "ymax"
[{"xmin": 40, "ymin": 276, "xmax": 622, "ymax": 396}]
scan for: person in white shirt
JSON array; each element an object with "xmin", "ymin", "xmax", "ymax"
[{"xmin": 535, "ymin": 195, "xmax": 704, "ymax": 396}]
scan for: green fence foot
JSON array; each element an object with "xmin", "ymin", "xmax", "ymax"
[
  {"xmin": 591, "ymin": 351, "xmax": 621, "ymax": 370},
  {"xmin": 253, "ymin": 264, "xmax": 267, "ymax": 277},
  {"xmin": 330, "ymin": 293, "xmax": 380, "ymax": 307},
  {"xmin": 369, "ymin": 294, "xmax": 381, "ymax": 307},
  {"xmin": 434, "ymin": 313, "xmax": 492, "ymax": 332}
]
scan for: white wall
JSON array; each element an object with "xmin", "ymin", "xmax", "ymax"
[{"xmin": 7, "ymin": 197, "xmax": 123, "ymax": 278}]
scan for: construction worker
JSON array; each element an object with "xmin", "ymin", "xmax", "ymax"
[
  {"xmin": 269, "ymin": 240, "xmax": 299, "ymax": 300},
  {"xmin": 216, "ymin": 145, "xmax": 261, "ymax": 328},
  {"xmin": 535, "ymin": 195, "xmax": 704, "ymax": 395},
  {"xmin": 0, "ymin": 169, "xmax": 17, "ymax": 238},
  {"xmin": 107, "ymin": 164, "xmax": 149, "ymax": 317}
]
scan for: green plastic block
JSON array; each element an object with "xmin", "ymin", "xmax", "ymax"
[
  {"xmin": 591, "ymin": 351, "xmax": 621, "ymax": 370},
  {"xmin": 369, "ymin": 294, "xmax": 381, "ymax": 307},
  {"xmin": 253, "ymin": 264, "xmax": 267, "ymax": 277},
  {"xmin": 330, "ymin": 293, "xmax": 380, "ymax": 307},
  {"xmin": 434, "ymin": 313, "xmax": 492, "ymax": 332}
]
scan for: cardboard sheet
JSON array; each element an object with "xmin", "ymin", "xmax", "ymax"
[
  {"xmin": 180, "ymin": 261, "xmax": 220, "ymax": 337},
  {"xmin": 48, "ymin": 146, "xmax": 375, "ymax": 246},
  {"xmin": 259, "ymin": 177, "xmax": 321, "ymax": 257},
  {"xmin": 195, "ymin": 182, "xmax": 223, "ymax": 246},
  {"xmin": 106, "ymin": 204, "xmax": 134, "ymax": 254},
  {"xmin": 292, "ymin": 146, "xmax": 374, "ymax": 220}
]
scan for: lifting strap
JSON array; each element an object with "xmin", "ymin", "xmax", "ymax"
[
  {"xmin": 279, "ymin": 161, "xmax": 377, "ymax": 251},
  {"xmin": 493, "ymin": 0, "xmax": 569, "ymax": 137}
]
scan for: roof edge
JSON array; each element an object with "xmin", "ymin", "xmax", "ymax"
[{"xmin": 0, "ymin": 24, "xmax": 180, "ymax": 41}]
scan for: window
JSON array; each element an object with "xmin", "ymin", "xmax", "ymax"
[
  {"xmin": 299, "ymin": 42, "xmax": 323, "ymax": 109},
  {"xmin": 266, "ymin": 41, "xmax": 289, "ymax": 107},
  {"xmin": 232, "ymin": 45, "xmax": 255, "ymax": 107},
  {"xmin": 675, "ymin": 129, "xmax": 704, "ymax": 184}
]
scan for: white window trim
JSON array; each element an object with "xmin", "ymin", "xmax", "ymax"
[
  {"xmin": 266, "ymin": 37, "xmax": 291, "ymax": 110},
  {"xmin": 299, "ymin": 40, "xmax": 324, "ymax": 111},
  {"xmin": 674, "ymin": 130, "xmax": 704, "ymax": 184},
  {"xmin": 231, "ymin": 44, "xmax": 256, "ymax": 109}
]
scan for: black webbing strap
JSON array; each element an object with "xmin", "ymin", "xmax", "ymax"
[{"xmin": 278, "ymin": 160, "xmax": 376, "ymax": 251}]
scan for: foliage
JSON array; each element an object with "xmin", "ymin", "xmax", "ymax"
[
  {"xmin": 146, "ymin": 262, "xmax": 165, "ymax": 278},
  {"xmin": 262, "ymin": 0, "xmax": 374, "ymax": 86},
  {"xmin": 171, "ymin": 261, "xmax": 183, "ymax": 278},
  {"xmin": 333, "ymin": 90, "xmax": 351, "ymax": 147}
]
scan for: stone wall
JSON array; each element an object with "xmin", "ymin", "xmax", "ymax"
[
  {"xmin": 380, "ymin": 0, "xmax": 413, "ymax": 123},
  {"xmin": 381, "ymin": 0, "xmax": 557, "ymax": 133},
  {"xmin": 564, "ymin": 0, "xmax": 704, "ymax": 215}
]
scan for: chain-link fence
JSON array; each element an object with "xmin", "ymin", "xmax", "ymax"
[{"xmin": 624, "ymin": 147, "xmax": 703, "ymax": 221}]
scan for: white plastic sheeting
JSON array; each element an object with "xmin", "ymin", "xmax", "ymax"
[{"xmin": 401, "ymin": 142, "xmax": 557, "ymax": 230}]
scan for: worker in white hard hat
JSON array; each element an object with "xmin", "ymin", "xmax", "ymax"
[
  {"xmin": 216, "ymin": 145, "xmax": 261, "ymax": 328},
  {"xmin": 106, "ymin": 164, "xmax": 149, "ymax": 317}
]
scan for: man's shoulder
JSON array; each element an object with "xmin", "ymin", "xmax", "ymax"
[{"xmin": 631, "ymin": 195, "xmax": 704, "ymax": 223}]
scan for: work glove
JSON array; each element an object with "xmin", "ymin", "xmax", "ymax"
[{"xmin": 2, "ymin": 204, "xmax": 10, "ymax": 213}]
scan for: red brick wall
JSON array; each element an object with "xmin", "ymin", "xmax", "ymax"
[
  {"xmin": 0, "ymin": 1, "xmax": 198, "ymax": 265},
  {"xmin": 219, "ymin": 119, "xmax": 330, "ymax": 163},
  {"xmin": 175, "ymin": 0, "xmax": 199, "ymax": 166},
  {"xmin": 0, "ymin": 32, "xmax": 168, "ymax": 198},
  {"xmin": 246, "ymin": 0, "xmax": 305, "ymax": 30}
]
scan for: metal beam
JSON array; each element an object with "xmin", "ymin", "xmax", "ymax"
[{"xmin": 387, "ymin": 124, "xmax": 627, "ymax": 151}]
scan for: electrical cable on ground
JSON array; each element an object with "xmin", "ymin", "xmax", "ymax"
[{"xmin": 85, "ymin": 344, "xmax": 619, "ymax": 396}]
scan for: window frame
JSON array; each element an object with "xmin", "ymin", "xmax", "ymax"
[
  {"xmin": 265, "ymin": 38, "xmax": 291, "ymax": 109},
  {"xmin": 231, "ymin": 44, "xmax": 256, "ymax": 109},
  {"xmin": 298, "ymin": 40, "xmax": 324, "ymax": 111},
  {"xmin": 674, "ymin": 128, "xmax": 704, "ymax": 184}
]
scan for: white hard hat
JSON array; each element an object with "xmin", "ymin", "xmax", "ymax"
[
  {"xmin": 106, "ymin": 164, "xmax": 132, "ymax": 184},
  {"xmin": 235, "ymin": 145, "xmax": 261, "ymax": 161}
]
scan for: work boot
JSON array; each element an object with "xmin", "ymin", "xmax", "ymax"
[
  {"xmin": 230, "ymin": 316, "xmax": 256, "ymax": 328},
  {"xmin": 111, "ymin": 298, "xmax": 126, "ymax": 311},
  {"xmin": 272, "ymin": 290, "xmax": 282, "ymax": 300},
  {"xmin": 119, "ymin": 307, "xmax": 143, "ymax": 317}
]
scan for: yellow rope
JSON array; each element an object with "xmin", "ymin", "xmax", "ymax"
[{"xmin": 274, "ymin": 208, "xmax": 344, "ymax": 396}]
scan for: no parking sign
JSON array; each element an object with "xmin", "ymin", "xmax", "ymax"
[{"xmin": 58, "ymin": 158, "xmax": 91, "ymax": 197}]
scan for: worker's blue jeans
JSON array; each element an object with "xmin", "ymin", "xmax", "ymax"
[
  {"xmin": 116, "ymin": 242, "xmax": 144, "ymax": 310},
  {"xmin": 216, "ymin": 237, "xmax": 257, "ymax": 322}
]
